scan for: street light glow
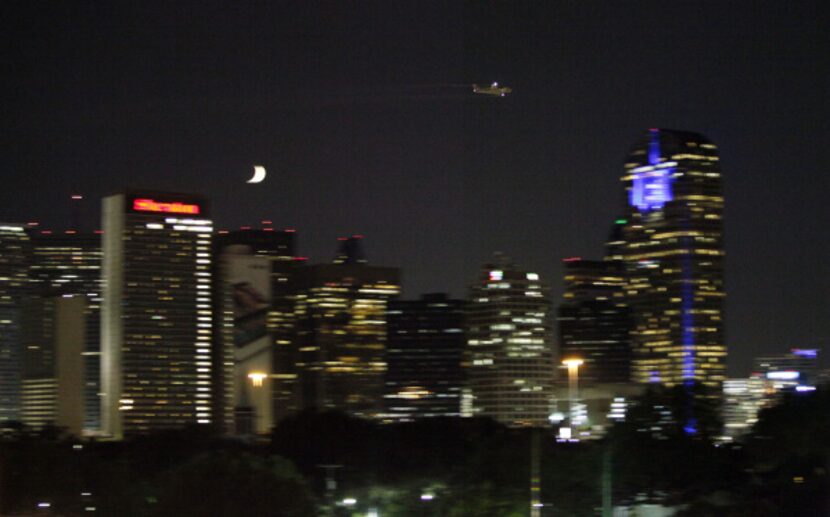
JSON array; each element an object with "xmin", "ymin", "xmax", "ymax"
[
  {"xmin": 248, "ymin": 372, "xmax": 267, "ymax": 387},
  {"xmin": 562, "ymin": 357, "xmax": 585, "ymax": 433}
]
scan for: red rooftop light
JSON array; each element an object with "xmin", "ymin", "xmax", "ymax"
[
  {"xmin": 563, "ymin": 257, "xmax": 582, "ymax": 262},
  {"xmin": 133, "ymin": 198, "xmax": 200, "ymax": 214}
]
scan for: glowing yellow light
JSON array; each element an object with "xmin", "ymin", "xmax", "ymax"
[
  {"xmin": 562, "ymin": 358, "xmax": 584, "ymax": 367},
  {"xmin": 248, "ymin": 372, "xmax": 267, "ymax": 387}
]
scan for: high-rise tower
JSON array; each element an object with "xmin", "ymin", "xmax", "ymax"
[
  {"xmin": 101, "ymin": 191, "xmax": 214, "ymax": 438},
  {"xmin": 20, "ymin": 296, "xmax": 86, "ymax": 436},
  {"xmin": 620, "ymin": 129, "xmax": 726, "ymax": 392},
  {"xmin": 556, "ymin": 258, "xmax": 631, "ymax": 384},
  {"xmin": 466, "ymin": 255, "xmax": 554, "ymax": 427},
  {"xmin": 290, "ymin": 236, "xmax": 400, "ymax": 419},
  {"xmin": 27, "ymin": 231, "xmax": 102, "ymax": 433},
  {"xmin": 0, "ymin": 224, "xmax": 30, "ymax": 422},
  {"xmin": 384, "ymin": 293, "xmax": 466, "ymax": 422},
  {"xmin": 213, "ymin": 228, "xmax": 298, "ymax": 434}
]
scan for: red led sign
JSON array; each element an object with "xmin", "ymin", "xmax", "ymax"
[{"xmin": 133, "ymin": 198, "xmax": 201, "ymax": 214}]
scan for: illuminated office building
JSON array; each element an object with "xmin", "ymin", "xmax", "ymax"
[
  {"xmin": 384, "ymin": 293, "xmax": 465, "ymax": 422},
  {"xmin": 213, "ymin": 228, "xmax": 298, "ymax": 433},
  {"xmin": 556, "ymin": 258, "xmax": 631, "ymax": 384},
  {"xmin": 721, "ymin": 376, "xmax": 766, "ymax": 440},
  {"xmin": 0, "ymin": 224, "xmax": 30, "ymax": 422},
  {"xmin": 719, "ymin": 349, "xmax": 821, "ymax": 442},
  {"xmin": 101, "ymin": 191, "xmax": 214, "ymax": 439},
  {"xmin": 27, "ymin": 231, "xmax": 102, "ymax": 432},
  {"xmin": 754, "ymin": 348, "xmax": 819, "ymax": 379},
  {"xmin": 290, "ymin": 236, "xmax": 400, "ymax": 419},
  {"xmin": 466, "ymin": 256, "xmax": 554, "ymax": 427},
  {"xmin": 754, "ymin": 348, "xmax": 819, "ymax": 390},
  {"xmin": 619, "ymin": 129, "xmax": 726, "ymax": 392},
  {"xmin": 28, "ymin": 232, "xmax": 102, "ymax": 295}
]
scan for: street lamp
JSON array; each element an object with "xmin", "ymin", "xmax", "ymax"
[
  {"xmin": 562, "ymin": 358, "xmax": 584, "ymax": 431},
  {"xmin": 248, "ymin": 372, "xmax": 267, "ymax": 387}
]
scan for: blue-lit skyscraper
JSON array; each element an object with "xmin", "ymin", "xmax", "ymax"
[{"xmin": 619, "ymin": 129, "xmax": 726, "ymax": 393}]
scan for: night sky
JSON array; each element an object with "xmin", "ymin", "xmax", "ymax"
[{"xmin": 4, "ymin": 2, "xmax": 829, "ymax": 375}]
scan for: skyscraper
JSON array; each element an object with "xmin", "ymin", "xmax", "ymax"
[
  {"xmin": 27, "ymin": 231, "xmax": 102, "ymax": 432},
  {"xmin": 213, "ymin": 228, "xmax": 298, "ymax": 434},
  {"xmin": 289, "ymin": 236, "xmax": 400, "ymax": 419},
  {"xmin": 466, "ymin": 255, "xmax": 554, "ymax": 427},
  {"xmin": 556, "ymin": 258, "xmax": 631, "ymax": 384},
  {"xmin": 384, "ymin": 293, "xmax": 465, "ymax": 422},
  {"xmin": 101, "ymin": 191, "xmax": 214, "ymax": 438},
  {"xmin": 0, "ymin": 224, "xmax": 30, "ymax": 422},
  {"xmin": 619, "ymin": 129, "xmax": 726, "ymax": 392},
  {"xmin": 21, "ymin": 296, "xmax": 86, "ymax": 436}
]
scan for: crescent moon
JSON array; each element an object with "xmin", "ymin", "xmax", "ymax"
[{"xmin": 247, "ymin": 165, "xmax": 267, "ymax": 184}]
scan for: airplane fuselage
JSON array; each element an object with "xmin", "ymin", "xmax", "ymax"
[{"xmin": 472, "ymin": 83, "xmax": 512, "ymax": 97}]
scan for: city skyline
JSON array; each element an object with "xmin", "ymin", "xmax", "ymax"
[
  {"xmin": 2, "ymin": 4, "xmax": 829, "ymax": 515},
  {"xmin": 3, "ymin": 2, "xmax": 830, "ymax": 380}
]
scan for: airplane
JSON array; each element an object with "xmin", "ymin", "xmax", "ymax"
[{"xmin": 472, "ymin": 81, "xmax": 512, "ymax": 97}]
